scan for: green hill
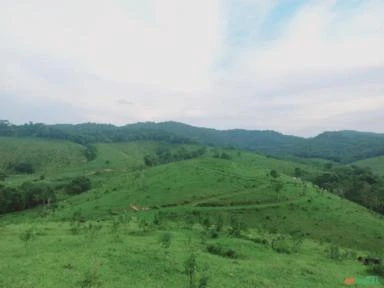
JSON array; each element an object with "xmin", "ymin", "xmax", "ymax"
[{"xmin": 0, "ymin": 138, "xmax": 383, "ymax": 287}]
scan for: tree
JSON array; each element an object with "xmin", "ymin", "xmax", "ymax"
[
  {"xmin": 294, "ymin": 167, "xmax": 302, "ymax": 178},
  {"xmin": 184, "ymin": 253, "xmax": 197, "ymax": 288},
  {"xmin": 270, "ymin": 170, "xmax": 279, "ymax": 178},
  {"xmin": 65, "ymin": 177, "xmax": 91, "ymax": 195},
  {"xmin": 0, "ymin": 172, "xmax": 7, "ymax": 181}
]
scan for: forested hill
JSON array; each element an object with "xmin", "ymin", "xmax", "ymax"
[
  {"xmin": 0, "ymin": 121, "xmax": 194, "ymax": 145},
  {"xmin": 128, "ymin": 122, "xmax": 384, "ymax": 163},
  {"xmin": 1, "ymin": 120, "xmax": 384, "ymax": 163}
]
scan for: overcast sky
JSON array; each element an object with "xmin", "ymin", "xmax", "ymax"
[{"xmin": 1, "ymin": 0, "xmax": 383, "ymax": 136}]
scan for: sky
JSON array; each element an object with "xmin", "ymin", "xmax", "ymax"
[{"xmin": 1, "ymin": 0, "xmax": 383, "ymax": 137}]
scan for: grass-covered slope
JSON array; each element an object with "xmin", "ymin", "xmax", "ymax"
[
  {"xmin": 0, "ymin": 137, "xmax": 87, "ymax": 174},
  {"xmin": 1, "ymin": 139, "xmax": 383, "ymax": 287}
]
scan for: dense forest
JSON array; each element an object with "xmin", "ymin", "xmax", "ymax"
[
  {"xmin": 0, "ymin": 120, "xmax": 193, "ymax": 145},
  {"xmin": 311, "ymin": 165, "xmax": 384, "ymax": 214}
]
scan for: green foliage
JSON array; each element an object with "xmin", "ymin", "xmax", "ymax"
[
  {"xmin": 271, "ymin": 234, "xmax": 304, "ymax": 254},
  {"xmin": 270, "ymin": 169, "xmax": 279, "ymax": 178},
  {"xmin": 65, "ymin": 176, "xmax": 91, "ymax": 195},
  {"xmin": 0, "ymin": 182, "xmax": 56, "ymax": 214},
  {"xmin": 294, "ymin": 167, "xmax": 303, "ymax": 178},
  {"xmin": 327, "ymin": 245, "xmax": 342, "ymax": 261},
  {"xmin": 206, "ymin": 243, "xmax": 238, "ymax": 258},
  {"xmin": 83, "ymin": 144, "xmax": 97, "ymax": 161},
  {"xmin": 9, "ymin": 162, "xmax": 35, "ymax": 174},
  {"xmin": 79, "ymin": 265, "xmax": 101, "ymax": 288},
  {"xmin": 184, "ymin": 253, "xmax": 197, "ymax": 288},
  {"xmin": 19, "ymin": 228, "xmax": 36, "ymax": 250},
  {"xmin": 0, "ymin": 121, "xmax": 194, "ymax": 145},
  {"xmin": 367, "ymin": 263, "xmax": 384, "ymax": 277},
  {"xmin": 313, "ymin": 166, "xmax": 384, "ymax": 214},
  {"xmin": 229, "ymin": 214, "xmax": 246, "ymax": 238},
  {"xmin": 110, "ymin": 219, "xmax": 120, "ymax": 239},
  {"xmin": 0, "ymin": 171, "xmax": 7, "ymax": 181},
  {"xmin": 159, "ymin": 232, "xmax": 172, "ymax": 249},
  {"xmin": 144, "ymin": 145, "xmax": 206, "ymax": 167}
]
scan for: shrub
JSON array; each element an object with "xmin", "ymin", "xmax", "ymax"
[
  {"xmin": 184, "ymin": 253, "xmax": 197, "ymax": 288},
  {"xmin": 65, "ymin": 177, "xmax": 91, "ymax": 195},
  {"xmin": 79, "ymin": 266, "xmax": 101, "ymax": 288},
  {"xmin": 271, "ymin": 236, "xmax": 292, "ymax": 254},
  {"xmin": 206, "ymin": 244, "xmax": 238, "ymax": 259},
  {"xmin": 19, "ymin": 228, "xmax": 36, "ymax": 251},
  {"xmin": 229, "ymin": 214, "xmax": 246, "ymax": 238},
  {"xmin": 367, "ymin": 264, "xmax": 384, "ymax": 277},
  {"xmin": 0, "ymin": 172, "xmax": 7, "ymax": 181},
  {"xmin": 199, "ymin": 275, "xmax": 209, "ymax": 288},
  {"xmin": 159, "ymin": 232, "xmax": 172, "ymax": 249},
  {"xmin": 11, "ymin": 162, "xmax": 35, "ymax": 174},
  {"xmin": 327, "ymin": 245, "xmax": 342, "ymax": 261},
  {"xmin": 270, "ymin": 170, "xmax": 279, "ymax": 178}
]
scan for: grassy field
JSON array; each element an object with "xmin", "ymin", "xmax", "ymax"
[
  {"xmin": 0, "ymin": 138, "xmax": 383, "ymax": 287},
  {"xmin": 0, "ymin": 137, "xmax": 87, "ymax": 174}
]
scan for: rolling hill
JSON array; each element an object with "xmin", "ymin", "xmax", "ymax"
[{"xmin": 0, "ymin": 137, "xmax": 383, "ymax": 287}]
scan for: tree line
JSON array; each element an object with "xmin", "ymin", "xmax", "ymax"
[
  {"xmin": 0, "ymin": 176, "xmax": 91, "ymax": 214},
  {"xmin": 0, "ymin": 120, "xmax": 194, "ymax": 145},
  {"xmin": 312, "ymin": 165, "xmax": 384, "ymax": 214},
  {"xmin": 144, "ymin": 146, "xmax": 206, "ymax": 166}
]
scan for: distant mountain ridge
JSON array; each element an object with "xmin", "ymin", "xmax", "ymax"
[{"xmin": 1, "ymin": 120, "xmax": 384, "ymax": 163}]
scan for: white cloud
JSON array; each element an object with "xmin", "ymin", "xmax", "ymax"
[
  {"xmin": 0, "ymin": 0, "xmax": 383, "ymax": 136},
  {"xmin": 1, "ymin": 0, "xmax": 223, "ymax": 92}
]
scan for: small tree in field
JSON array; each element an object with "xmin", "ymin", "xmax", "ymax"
[
  {"xmin": 159, "ymin": 232, "xmax": 172, "ymax": 271},
  {"xmin": 19, "ymin": 228, "xmax": 36, "ymax": 252},
  {"xmin": 184, "ymin": 253, "xmax": 197, "ymax": 288},
  {"xmin": 270, "ymin": 170, "xmax": 279, "ymax": 178}
]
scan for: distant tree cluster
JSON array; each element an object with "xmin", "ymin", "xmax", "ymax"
[
  {"xmin": 83, "ymin": 144, "xmax": 97, "ymax": 161},
  {"xmin": 7, "ymin": 162, "xmax": 35, "ymax": 174},
  {"xmin": 65, "ymin": 176, "xmax": 92, "ymax": 195},
  {"xmin": 212, "ymin": 150, "xmax": 232, "ymax": 160},
  {"xmin": 0, "ymin": 182, "xmax": 55, "ymax": 214},
  {"xmin": 144, "ymin": 146, "xmax": 206, "ymax": 167},
  {"xmin": 0, "ymin": 176, "xmax": 92, "ymax": 214},
  {"xmin": 313, "ymin": 166, "xmax": 384, "ymax": 214}
]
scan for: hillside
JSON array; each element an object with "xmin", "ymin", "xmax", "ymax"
[
  {"xmin": 0, "ymin": 138, "xmax": 383, "ymax": 287},
  {"xmin": 0, "ymin": 137, "xmax": 87, "ymax": 175}
]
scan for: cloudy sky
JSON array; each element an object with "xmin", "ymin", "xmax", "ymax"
[{"xmin": 1, "ymin": 0, "xmax": 383, "ymax": 136}]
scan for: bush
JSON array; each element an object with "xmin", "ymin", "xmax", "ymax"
[
  {"xmin": 270, "ymin": 170, "xmax": 279, "ymax": 178},
  {"xmin": 0, "ymin": 172, "xmax": 7, "ymax": 181},
  {"xmin": 65, "ymin": 177, "xmax": 91, "ymax": 195},
  {"xmin": 184, "ymin": 253, "xmax": 197, "ymax": 288},
  {"xmin": 271, "ymin": 236, "xmax": 292, "ymax": 254},
  {"xmin": 327, "ymin": 245, "xmax": 342, "ymax": 261},
  {"xmin": 367, "ymin": 264, "xmax": 384, "ymax": 277},
  {"xmin": 11, "ymin": 162, "xmax": 34, "ymax": 174},
  {"xmin": 19, "ymin": 228, "xmax": 36, "ymax": 250},
  {"xmin": 206, "ymin": 244, "xmax": 238, "ymax": 259},
  {"xmin": 159, "ymin": 232, "xmax": 172, "ymax": 249}
]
